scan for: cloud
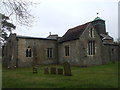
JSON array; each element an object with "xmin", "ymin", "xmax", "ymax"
[{"xmin": 14, "ymin": 0, "xmax": 118, "ymax": 40}]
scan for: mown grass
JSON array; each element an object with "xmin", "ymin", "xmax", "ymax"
[
  {"xmin": 2, "ymin": 61, "xmax": 119, "ymax": 88},
  {"xmin": 0, "ymin": 62, "xmax": 2, "ymax": 89}
]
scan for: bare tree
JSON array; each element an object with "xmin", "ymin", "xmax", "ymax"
[
  {"xmin": 0, "ymin": 0, "xmax": 36, "ymax": 47},
  {"xmin": 0, "ymin": 0, "xmax": 34, "ymax": 26}
]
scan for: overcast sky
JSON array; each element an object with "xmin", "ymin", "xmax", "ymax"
[{"xmin": 13, "ymin": 0, "xmax": 119, "ymax": 40}]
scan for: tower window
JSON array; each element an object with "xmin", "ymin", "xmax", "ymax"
[
  {"xmin": 87, "ymin": 41, "xmax": 95, "ymax": 55},
  {"xmin": 47, "ymin": 48, "xmax": 53, "ymax": 58},
  {"xmin": 26, "ymin": 46, "xmax": 32, "ymax": 57},
  {"xmin": 65, "ymin": 45, "xmax": 69, "ymax": 56}
]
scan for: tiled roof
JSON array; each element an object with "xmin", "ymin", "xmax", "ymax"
[
  {"xmin": 59, "ymin": 22, "xmax": 90, "ymax": 43},
  {"xmin": 59, "ymin": 17, "xmax": 107, "ymax": 43}
]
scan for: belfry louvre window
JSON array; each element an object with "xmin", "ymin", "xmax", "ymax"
[
  {"xmin": 26, "ymin": 47, "xmax": 32, "ymax": 57},
  {"xmin": 65, "ymin": 46, "xmax": 69, "ymax": 56},
  {"xmin": 47, "ymin": 48, "xmax": 53, "ymax": 58},
  {"xmin": 88, "ymin": 41, "xmax": 95, "ymax": 55}
]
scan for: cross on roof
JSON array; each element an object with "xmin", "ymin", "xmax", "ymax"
[{"xmin": 97, "ymin": 12, "xmax": 99, "ymax": 17}]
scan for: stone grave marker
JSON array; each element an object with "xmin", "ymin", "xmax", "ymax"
[
  {"xmin": 63, "ymin": 62, "xmax": 72, "ymax": 76},
  {"xmin": 44, "ymin": 67, "xmax": 49, "ymax": 74},
  {"xmin": 57, "ymin": 68, "xmax": 63, "ymax": 75},
  {"xmin": 50, "ymin": 67, "xmax": 56, "ymax": 74},
  {"xmin": 32, "ymin": 66, "xmax": 38, "ymax": 74}
]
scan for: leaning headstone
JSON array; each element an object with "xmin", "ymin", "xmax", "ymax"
[
  {"xmin": 63, "ymin": 62, "xmax": 72, "ymax": 76},
  {"xmin": 50, "ymin": 67, "xmax": 56, "ymax": 74},
  {"xmin": 33, "ymin": 67, "xmax": 38, "ymax": 74},
  {"xmin": 44, "ymin": 67, "xmax": 49, "ymax": 74},
  {"xmin": 57, "ymin": 68, "xmax": 63, "ymax": 75}
]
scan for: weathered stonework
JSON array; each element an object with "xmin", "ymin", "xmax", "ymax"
[
  {"xmin": 58, "ymin": 24, "xmax": 103, "ymax": 66},
  {"xmin": 2, "ymin": 34, "xmax": 17, "ymax": 67},
  {"xmin": 2, "ymin": 17, "xmax": 119, "ymax": 67}
]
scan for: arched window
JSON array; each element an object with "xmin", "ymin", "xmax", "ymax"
[
  {"xmin": 87, "ymin": 41, "xmax": 95, "ymax": 55},
  {"xmin": 26, "ymin": 46, "xmax": 32, "ymax": 57},
  {"xmin": 89, "ymin": 28, "xmax": 94, "ymax": 38},
  {"xmin": 47, "ymin": 48, "xmax": 53, "ymax": 58}
]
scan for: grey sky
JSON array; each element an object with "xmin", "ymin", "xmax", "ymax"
[
  {"xmin": 13, "ymin": 0, "xmax": 119, "ymax": 40},
  {"xmin": 118, "ymin": 1, "xmax": 120, "ymax": 38}
]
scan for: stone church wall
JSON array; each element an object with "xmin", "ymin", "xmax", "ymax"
[
  {"xmin": 58, "ymin": 39, "xmax": 80, "ymax": 66},
  {"xmin": 79, "ymin": 24, "xmax": 102, "ymax": 66},
  {"xmin": 58, "ymin": 24, "xmax": 103, "ymax": 66},
  {"xmin": 2, "ymin": 34, "xmax": 17, "ymax": 68},
  {"xmin": 17, "ymin": 38, "xmax": 58, "ymax": 67},
  {"xmin": 101, "ymin": 44, "xmax": 118, "ymax": 64}
]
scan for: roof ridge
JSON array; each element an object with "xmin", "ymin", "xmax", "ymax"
[
  {"xmin": 69, "ymin": 22, "xmax": 91, "ymax": 30},
  {"xmin": 59, "ymin": 22, "xmax": 91, "ymax": 43}
]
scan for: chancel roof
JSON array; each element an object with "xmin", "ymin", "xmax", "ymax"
[
  {"xmin": 59, "ymin": 17, "xmax": 110, "ymax": 43},
  {"xmin": 58, "ymin": 22, "xmax": 90, "ymax": 43}
]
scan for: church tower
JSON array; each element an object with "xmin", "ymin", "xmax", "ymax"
[{"xmin": 91, "ymin": 17, "xmax": 107, "ymax": 35}]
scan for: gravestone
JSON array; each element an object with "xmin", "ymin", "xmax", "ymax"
[
  {"xmin": 32, "ymin": 67, "xmax": 38, "ymax": 74},
  {"xmin": 57, "ymin": 68, "xmax": 63, "ymax": 75},
  {"xmin": 44, "ymin": 67, "xmax": 49, "ymax": 74},
  {"xmin": 50, "ymin": 67, "xmax": 56, "ymax": 74},
  {"xmin": 63, "ymin": 62, "xmax": 72, "ymax": 76},
  {"xmin": 33, "ymin": 46, "xmax": 38, "ymax": 66}
]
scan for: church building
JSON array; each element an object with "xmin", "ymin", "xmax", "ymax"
[{"xmin": 2, "ymin": 17, "xmax": 118, "ymax": 67}]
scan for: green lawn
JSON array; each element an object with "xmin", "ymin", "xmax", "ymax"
[
  {"xmin": 0, "ymin": 62, "xmax": 2, "ymax": 89},
  {"xmin": 2, "ymin": 61, "xmax": 119, "ymax": 88}
]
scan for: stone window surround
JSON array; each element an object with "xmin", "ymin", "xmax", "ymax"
[
  {"xmin": 65, "ymin": 45, "xmax": 70, "ymax": 57},
  {"xmin": 26, "ymin": 46, "xmax": 32, "ymax": 57},
  {"xmin": 47, "ymin": 48, "xmax": 53, "ymax": 59},
  {"xmin": 87, "ymin": 41, "xmax": 95, "ymax": 56},
  {"xmin": 89, "ymin": 28, "xmax": 94, "ymax": 38}
]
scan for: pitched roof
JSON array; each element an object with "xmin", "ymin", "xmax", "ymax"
[
  {"xmin": 59, "ymin": 22, "xmax": 90, "ymax": 43},
  {"xmin": 59, "ymin": 17, "xmax": 107, "ymax": 43},
  {"xmin": 100, "ymin": 34, "xmax": 113, "ymax": 40}
]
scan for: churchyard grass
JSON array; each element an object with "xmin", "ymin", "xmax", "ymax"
[{"xmin": 2, "ymin": 61, "xmax": 119, "ymax": 88}]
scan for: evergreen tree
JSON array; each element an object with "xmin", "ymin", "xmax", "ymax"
[{"xmin": 0, "ymin": 14, "xmax": 16, "ymax": 47}]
